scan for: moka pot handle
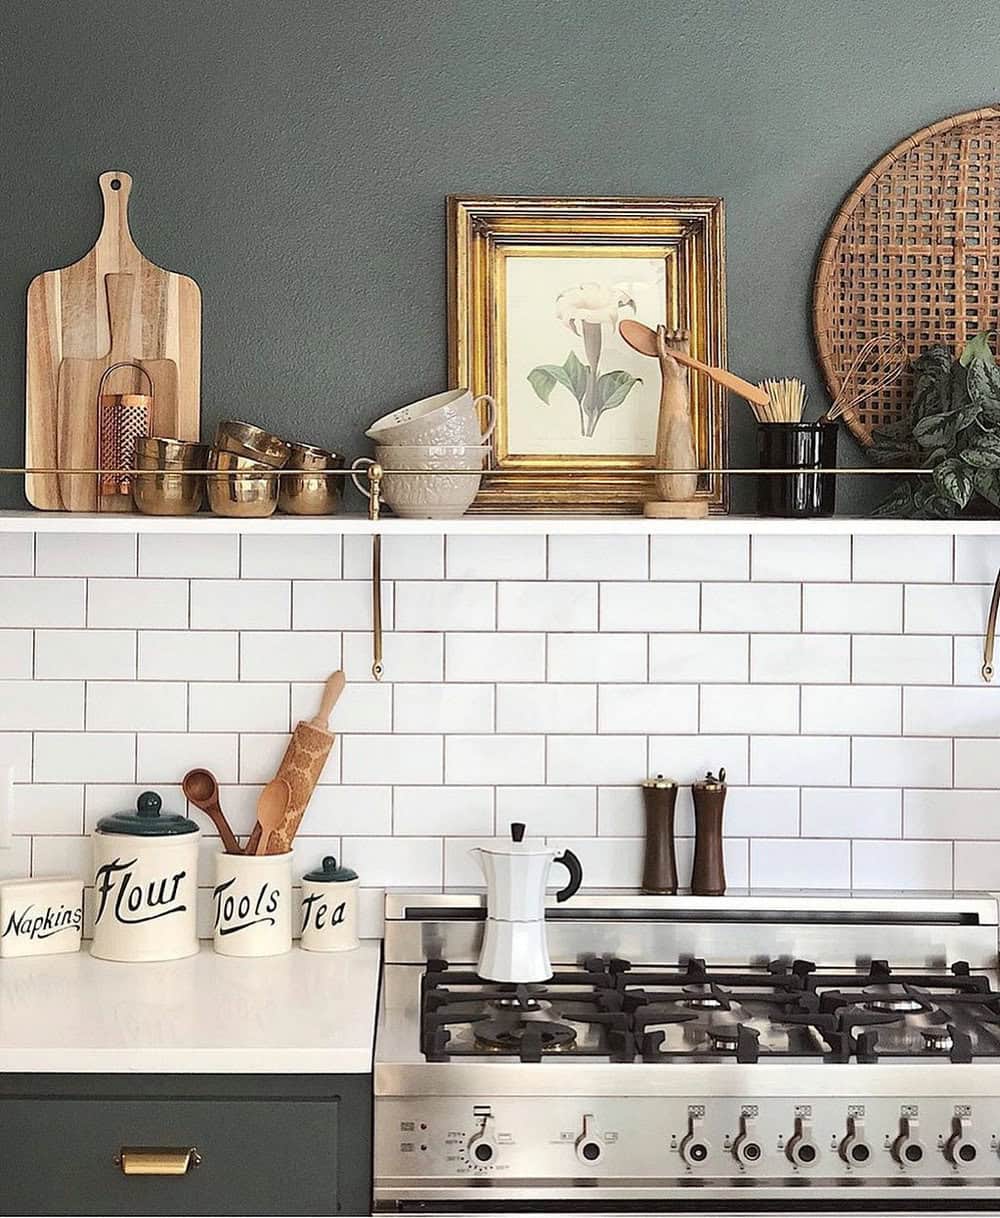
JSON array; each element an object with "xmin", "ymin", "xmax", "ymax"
[{"xmin": 553, "ymin": 849, "xmax": 583, "ymax": 902}]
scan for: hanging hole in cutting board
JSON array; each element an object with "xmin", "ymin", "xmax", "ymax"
[{"xmin": 111, "ymin": 179, "xmax": 121, "ymax": 190}]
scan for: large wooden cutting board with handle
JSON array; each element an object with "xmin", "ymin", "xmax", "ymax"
[{"xmin": 26, "ymin": 171, "xmax": 201, "ymax": 510}]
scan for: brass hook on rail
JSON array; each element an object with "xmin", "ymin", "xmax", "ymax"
[{"xmin": 983, "ymin": 567, "xmax": 1000, "ymax": 682}]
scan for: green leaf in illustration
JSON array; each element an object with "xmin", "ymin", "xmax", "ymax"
[
  {"xmin": 527, "ymin": 365, "xmax": 570, "ymax": 404},
  {"xmin": 562, "ymin": 350, "xmax": 590, "ymax": 403},
  {"xmin": 933, "ymin": 459, "xmax": 973, "ymax": 507},
  {"xmin": 595, "ymin": 369, "xmax": 642, "ymax": 411}
]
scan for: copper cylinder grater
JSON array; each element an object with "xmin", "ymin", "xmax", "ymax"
[{"xmin": 97, "ymin": 362, "xmax": 152, "ymax": 498}]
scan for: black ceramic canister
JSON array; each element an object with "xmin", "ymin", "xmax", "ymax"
[{"xmin": 756, "ymin": 421, "xmax": 837, "ymax": 518}]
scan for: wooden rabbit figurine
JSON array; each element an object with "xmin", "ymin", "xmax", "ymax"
[{"xmin": 645, "ymin": 326, "xmax": 707, "ymax": 518}]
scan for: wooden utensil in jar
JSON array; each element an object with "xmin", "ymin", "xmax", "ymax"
[
  {"xmin": 253, "ymin": 779, "xmax": 291, "ymax": 856},
  {"xmin": 182, "ymin": 768, "xmax": 241, "ymax": 854}
]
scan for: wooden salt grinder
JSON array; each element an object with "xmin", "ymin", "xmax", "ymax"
[
  {"xmin": 641, "ymin": 776, "xmax": 679, "ymax": 895},
  {"xmin": 691, "ymin": 768, "xmax": 727, "ymax": 896}
]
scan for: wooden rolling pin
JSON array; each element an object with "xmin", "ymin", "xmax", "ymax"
[{"xmin": 245, "ymin": 671, "xmax": 346, "ymax": 855}]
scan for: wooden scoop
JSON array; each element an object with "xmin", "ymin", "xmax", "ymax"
[
  {"xmin": 182, "ymin": 767, "xmax": 241, "ymax": 854},
  {"xmin": 253, "ymin": 778, "xmax": 291, "ymax": 856},
  {"xmin": 619, "ymin": 319, "xmax": 770, "ymax": 408}
]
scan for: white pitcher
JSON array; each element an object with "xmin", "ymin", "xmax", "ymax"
[{"xmin": 470, "ymin": 823, "xmax": 583, "ymax": 983}]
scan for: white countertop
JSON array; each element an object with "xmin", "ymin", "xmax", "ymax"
[{"xmin": 0, "ymin": 942, "xmax": 381, "ymax": 1074}]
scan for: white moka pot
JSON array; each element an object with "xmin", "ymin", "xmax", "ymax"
[{"xmin": 470, "ymin": 823, "xmax": 583, "ymax": 983}]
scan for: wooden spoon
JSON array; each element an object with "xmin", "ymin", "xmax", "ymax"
[
  {"xmin": 619, "ymin": 319, "xmax": 771, "ymax": 408},
  {"xmin": 182, "ymin": 768, "xmax": 241, "ymax": 854},
  {"xmin": 253, "ymin": 778, "xmax": 291, "ymax": 856}
]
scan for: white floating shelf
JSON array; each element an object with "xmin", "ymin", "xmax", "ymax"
[{"xmin": 2, "ymin": 511, "xmax": 1000, "ymax": 535}]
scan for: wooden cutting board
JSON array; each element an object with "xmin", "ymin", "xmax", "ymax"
[{"xmin": 26, "ymin": 171, "xmax": 201, "ymax": 510}]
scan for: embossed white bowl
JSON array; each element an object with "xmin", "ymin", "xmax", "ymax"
[
  {"xmin": 365, "ymin": 388, "xmax": 496, "ymax": 447},
  {"xmin": 352, "ymin": 445, "xmax": 487, "ymax": 519}
]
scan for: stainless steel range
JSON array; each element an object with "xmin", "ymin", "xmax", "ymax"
[{"xmin": 374, "ymin": 891, "xmax": 1000, "ymax": 1213}]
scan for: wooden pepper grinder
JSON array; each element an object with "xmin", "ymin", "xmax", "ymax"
[
  {"xmin": 691, "ymin": 768, "xmax": 727, "ymax": 896},
  {"xmin": 641, "ymin": 775, "xmax": 679, "ymax": 895}
]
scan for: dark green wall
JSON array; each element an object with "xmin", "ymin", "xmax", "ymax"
[{"xmin": 2, "ymin": 0, "xmax": 997, "ymax": 511}]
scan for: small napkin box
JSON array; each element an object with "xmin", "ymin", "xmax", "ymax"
[{"xmin": 0, "ymin": 876, "xmax": 84, "ymax": 958}]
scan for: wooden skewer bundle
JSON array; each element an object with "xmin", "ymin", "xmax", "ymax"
[{"xmin": 755, "ymin": 377, "xmax": 808, "ymax": 424}]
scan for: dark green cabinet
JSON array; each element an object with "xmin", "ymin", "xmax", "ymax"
[{"xmin": 0, "ymin": 1074, "xmax": 371, "ymax": 1216}]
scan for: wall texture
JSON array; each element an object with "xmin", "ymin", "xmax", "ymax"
[
  {"xmin": 2, "ymin": 1, "xmax": 999, "ymax": 511},
  {"xmin": 0, "ymin": 526, "xmax": 998, "ymax": 937}
]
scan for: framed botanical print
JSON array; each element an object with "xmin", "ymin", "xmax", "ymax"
[{"xmin": 448, "ymin": 195, "xmax": 728, "ymax": 513}]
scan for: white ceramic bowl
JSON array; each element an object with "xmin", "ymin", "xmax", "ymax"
[
  {"xmin": 352, "ymin": 445, "xmax": 488, "ymax": 519},
  {"xmin": 365, "ymin": 388, "xmax": 496, "ymax": 447}
]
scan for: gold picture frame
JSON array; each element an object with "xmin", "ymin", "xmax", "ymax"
[{"xmin": 448, "ymin": 195, "xmax": 728, "ymax": 514}]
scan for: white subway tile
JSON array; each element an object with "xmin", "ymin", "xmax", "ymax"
[
  {"xmin": 342, "ymin": 631, "xmax": 443, "ymax": 683},
  {"xmin": 497, "ymin": 786, "xmax": 596, "ymax": 836},
  {"xmin": 549, "ymin": 534, "xmax": 647, "ymax": 580},
  {"xmin": 446, "ymin": 633, "xmax": 545, "ymax": 682},
  {"xmin": 650, "ymin": 535, "xmax": 748, "ymax": 581},
  {"xmin": 240, "ymin": 534, "xmax": 340, "ymax": 579},
  {"xmin": 801, "ymin": 685, "xmax": 900, "ymax": 735},
  {"xmin": 751, "ymin": 634, "xmax": 850, "ymax": 684},
  {"xmin": 239, "ymin": 734, "xmax": 294, "ymax": 784},
  {"xmin": 803, "ymin": 584, "xmax": 901, "ymax": 633},
  {"xmin": 598, "ymin": 785, "xmax": 648, "ymax": 836},
  {"xmin": 852, "ymin": 635, "xmax": 952, "ymax": 684},
  {"xmin": 189, "ymin": 683, "xmax": 289, "ymax": 732},
  {"xmin": 800, "ymin": 788, "xmax": 901, "ymax": 838},
  {"xmin": 955, "ymin": 841, "xmax": 1000, "ymax": 889},
  {"xmin": 702, "ymin": 685, "xmax": 799, "ymax": 734},
  {"xmin": 447, "ymin": 535, "xmax": 546, "ymax": 579},
  {"xmin": 0, "ymin": 837, "xmax": 30, "ymax": 880},
  {"xmin": 497, "ymin": 582, "xmax": 596, "ymax": 631},
  {"xmin": 497, "ymin": 684, "xmax": 596, "ymax": 733},
  {"xmin": 300, "ymin": 785, "xmax": 392, "ymax": 836},
  {"xmin": 84, "ymin": 785, "xmax": 185, "ymax": 833},
  {"xmin": 955, "ymin": 536, "xmax": 1000, "ymax": 583},
  {"xmin": 702, "ymin": 583, "xmax": 800, "ymax": 632},
  {"xmin": 444, "ymin": 835, "xmax": 542, "ymax": 887},
  {"xmin": 36, "ymin": 532, "xmax": 136, "ymax": 577},
  {"xmin": 34, "ymin": 733, "xmax": 135, "ymax": 783},
  {"xmin": 210, "ymin": 785, "xmax": 269, "ymax": 835},
  {"xmin": 395, "ymin": 581, "xmax": 495, "ymax": 631},
  {"xmin": 0, "ymin": 734, "xmax": 33, "ymax": 781},
  {"xmin": 36, "ymin": 629, "xmax": 134, "ymax": 680},
  {"xmin": 551, "ymin": 837, "xmax": 644, "ymax": 888},
  {"xmin": 240, "ymin": 632, "xmax": 342, "ymax": 682},
  {"xmin": 89, "ymin": 579, "xmax": 187, "ymax": 629},
  {"xmin": 0, "ymin": 579, "xmax": 86, "ymax": 627},
  {"xmin": 0, "ymin": 630, "xmax": 34, "ymax": 679},
  {"xmin": 903, "ymin": 687, "xmax": 1000, "ymax": 736},
  {"xmin": 955, "ymin": 738, "xmax": 1000, "ymax": 788},
  {"xmin": 137, "ymin": 733, "xmax": 239, "ymax": 785},
  {"xmin": 138, "ymin": 630, "xmax": 237, "ymax": 681},
  {"xmin": 0, "ymin": 680, "xmax": 83, "ymax": 730},
  {"xmin": 547, "ymin": 735, "xmax": 647, "ymax": 785},
  {"xmin": 343, "ymin": 533, "xmax": 442, "ymax": 579},
  {"xmin": 751, "ymin": 736, "xmax": 850, "ymax": 786},
  {"xmin": 853, "ymin": 535, "xmax": 952, "ymax": 583},
  {"xmin": 751, "ymin": 838, "xmax": 851, "ymax": 888},
  {"xmin": 650, "ymin": 633, "xmax": 748, "ymax": 683},
  {"xmin": 852, "ymin": 737, "xmax": 952, "ymax": 788},
  {"xmin": 904, "ymin": 790, "xmax": 999, "ymax": 839},
  {"xmin": 853, "ymin": 840, "xmax": 953, "ymax": 891},
  {"xmin": 293, "ymin": 580, "xmax": 391, "ymax": 631},
  {"xmin": 292, "ymin": 680, "xmax": 391, "ymax": 733},
  {"xmin": 725, "ymin": 787, "xmax": 800, "ymax": 837},
  {"xmin": 190, "ymin": 580, "xmax": 290, "ymax": 630},
  {"xmin": 395, "ymin": 683, "xmax": 493, "ymax": 733},
  {"xmin": 752, "ymin": 535, "xmax": 850, "ymax": 581},
  {"xmin": 955, "ymin": 635, "xmax": 997, "ymax": 684},
  {"xmin": 31, "ymin": 835, "xmax": 91, "ymax": 881},
  {"xmin": 346, "ymin": 836, "xmax": 442, "ymax": 886},
  {"xmin": 445, "ymin": 735, "xmax": 544, "ymax": 784},
  {"xmin": 289, "ymin": 835, "xmax": 345, "ymax": 883},
  {"xmin": 548, "ymin": 633, "xmax": 647, "ymax": 682},
  {"xmin": 599, "ymin": 684, "xmax": 697, "ymax": 733},
  {"xmin": 649, "ymin": 735, "xmax": 749, "ymax": 785},
  {"xmin": 86, "ymin": 681, "xmax": 187, "ymax": 731},
  {"xmin": 139, "ymin": 534, "xmax": 239, "ymax": 578},
  {"xmin": 12, "ymin": 784, "xmax": 84, "ymax": 834},
  {"xmin": 0, "ymin": 534, "xmax": 34, "ymax": 576},
  {"xmin": 601, "ymin": 581, "xmax": 700, "ymax": 632},
  {"xmin": 905, "ymin": 584, "xmax": 987, "ymax": 634},
  {"xmin": 343, "ymin": 734, "xmax": 443, "ymax": 784},
  {"xmin": 394, "ymin": 786, "xmax": 494, "ymax": 835}
]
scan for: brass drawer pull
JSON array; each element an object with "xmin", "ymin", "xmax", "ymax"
[{"xmin": 115, "ymin": 1146, "xmax": 202, "ymax": 1175}]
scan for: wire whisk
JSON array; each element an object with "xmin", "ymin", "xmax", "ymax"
[{"xmin": 827, "ymin": 334, "xmax": 908, "ymax": 423}]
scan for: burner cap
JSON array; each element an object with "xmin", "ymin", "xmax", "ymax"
[
  {"xmin": 921, "ymin": 1028, "xmax": 954, "ymax": 1053},
  {"xmin": 863, "ymin": 992, "xmax": 925, "ymax": 1014},
  {"xmin": 682, "ymin": 986, "xmax": 725, "ymax": 1010},
  {"xmin": 708, "ymin": 1028, "xmax": 740, "ymax": 1053},
  {"xmin": 474, "ymin": 1019, "xmax": 577, "ymax": 1054}
]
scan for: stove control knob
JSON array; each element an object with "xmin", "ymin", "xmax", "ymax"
[
  {"xmin": 892, "ymin": 1116, "xmax": 925, "ymax": 1167},
  {"xmin": 786, "ymin": 1117, "xmax": 820, "ymax": 1168},
  {"xmin": 839, "ymin": 1115, "xmax": 872, "ymax": 1167},
  {"xmin": 945, "ymin": 1115, "xmax": 978, "ymax": 1168},
  {"xmin": 467, "ymin": 1115, "xmax": 498, "ymax": 1165},
  {"xmin": 575, "ymin": 1114, "xmax": 604, "ymax": 1165},
  {"xmin": 732, "ymin": 1115, "xmax": 763, "ymax": 1167},
  {"xmin": 680, "ymin": 1114, "xmax": 711, "ymax": 1167}
]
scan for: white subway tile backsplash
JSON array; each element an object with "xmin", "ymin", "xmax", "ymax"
[
  {"xmin": 752, "ymin": 535, "xmax": 850, "ymax": 581},
  {"xmin": 31, "ymin": 834, "xmax": 91, "ymax": 881},
  {"xmin": 549, "ymin": 534, "xmax": 647, "ymax": 580},
  {"xmin": 853, "ymin": 535, "xmax": 953, "ymax": 583},
  {"xmin": 905, "ymin": 584, "xmax": 988, "ymax": 634},
  {"xmin": 498, "ymin": 786, "xmax": 595, "ymax": 835},
  {"xmin": 36, "ymin": 629, "xmax": 134, "ymax": 680},
  {"xmin": 36, "ymin": 532, "xmax": 136, "ymax": 577},
  {"xmin": 239, "ymin": 734, "xmax": 296, "ymax": 784},
  {"xmin": 0, "ymin": 837, "xmax": 30, "ymax": 880},
  {"xmin": 292, "ymin": 680, "xmax": 391, "ymax": 732},
  {"xmin": 302, "ymin": 785, "xmax": 392, "ymax": 836},
  {"xmin": 344, "ymin": 734, "xmax": 443, "ymax": 784},
  {"xmin": 599, "ymin": 684, "xmax": 697, "ymax": 734},
  {"xmin": 803, "ymin": 583, "xmax": 901, "ymax": 633},
  {"xmin": 955, "ymin": 738, "xmax": 1000, "ymax": 788},
  {"xmin": 191, "ymin": 580, "xmax": 290, "ymax": 630},
  {"xmin": 600, "ymin": 582, "xmax": 699, "ymax": 631},
  {"xmin": 702, "ymin": 583, "xmax": 800, "ymax": 632},
  {"xmin": 447, "ymin": 535, "xmax": 545, "ymax": 579},
  {"xmin": 549, "ymin": 633, "xmax": 647, "ymax": 682},
  {"xmin": 343, "ymin": 533, "xmax": 441, "ymax": 580},
  {"xmin": 597, "ymin": 785, "xmax": 647, "ymax": 836},
  {"xmin": 904, "ymin": 789, "xmax": 999, "ymax": 839},
  {"xmin": 86, "ymin": 681, "xmax": 187, "ymax": 732},
  {"xmin": 554, "ymin": 836, "xmax": 645, "ymax": 888},
  {"xmin": 139, "ymin": 534, "xmax": 239, "ymax": 578},
  {"xmin": 497, "ymin": 684, "xmax": 596, "ymax": 734},
  {"xmin": 1, "ymin": 578, "xmax": 86, "ymax": 627},
  {"xmin": 750, "ymin": 634, "xmax": 850, "ymax": 684},
  {"xmin": 0, "ymin": 681, "xmax": 83, "ymax": 730},
  {"xmin": 904, "ymin": 686, "xmax": 1000, "ymax": 736},
  {"xmin": 852, "ymin": 635, "xmax": 952, "ymax": 685},
  {"xmin": 394, "ymin": 786, "xmax": 493, "ymax": 835},
  {"xmin": 396, "ymin": 683, "xmax": 494, "ymax": 733},
  {"xmin": 725, "ymin": 787, "xmax": 800, "ymax": 837},
  {"xmin": 293, "ymin": 580, "xmax": 390, "ymax": 631},
  {"xmin": 89, "ymin": 579, "xmax": 187, "ymax": 629},
  {"xmin": 240, "ymin": 632, "xmax": 341, "ymax": 682},
  {"xmin": 751, "ymin": 736, "xmax": 850, "ymax": 786},
  {"xmin": 853, "ymin": 840, "xmax": 953, "ymax": 891},
  {"xmin": 497, "ymin": 582, "xmax": 596, "ymax": 632},
  {"xmin": 751, "ymin": 838, "xmax": 851, "ymax": 888},
  {"xmin": 445, "ymin": 735, "xmax": 544, "ymax": 785},
  {"xmin": 34, "ymin": 733, "xmax": 135, "ymax": 783},
  {"xmin": 446, "ymin": 632, "xmax": 545, "ymax": 682},
  {"xmin": 800, "ymin": 788, "xmax": 901, "ymax": 838},
  {"xmin": 0, "ymin": 734, "xmax": 34, "ymax": 782},
  {"xmin": 955, "ymin": 536, "xmax": 1000, "ymax": 583},
  {"xmin": 240, "ymin": 534, "xmax": 340, "ymax": 579},
  {"xmin": 343, "ymin": 631, "xmax": 444, "ymax": 683},
  {"xmin": 649, "ymin": 735, "xmax": 749, "ymax": 785},
  {"xmin": 12, "ymin": 784, "xmax": 84, "ymax": 835},
  {"xmin": 852, "ymin": 737, "xmax": 952, "ymax": 788},
  {"xmin": 701, "ymin": 685, "xmax": 798, "ymax": 734},
  {"xmin": 801, "ymin": 685, "xmax": 900, "ymax": 735},
  {"xmin": 396, "ymin": 581, "xmax": 495, "ymax": 631},
  {"xmin": 0, "ymin": 629, "xmax": 36, "ymax": 679},
  {"xmin": 189, "ymin": 683, "xmax": 289, "ymax": 732},
  {"xmin": 0, "ymin": 534, "xmax": 34, "ymax": 576},
  {"xmin": 138, "ymin": 630, "xmax": 238, "ymax": 681},
  {"xmin": 954, "ymin": 841, "xmax": 1000, "ymax": 889},
  {"xmin": 547, "ymin": 735, "xmax": 647, "ymax": 785},
  {"xmin": 347, "ymin": 836, "xmax": 442, "ymax": 886},
  {"xmin": 955, "ymin": 635, "xmax": 997, "ymax": 684},
  {"xmin": 650, "ymin": 633, "xmax": 748, "ymax": 683},
  {"xmin": 137, "ymin": 733, "xmax": 239, "ymax": 785},
  {"xmin": 651, "ymin": 535, "xmax": 748, "ymax": 581}
]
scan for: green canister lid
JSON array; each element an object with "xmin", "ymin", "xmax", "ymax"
[
  {"xmin": 304, "ymin": 855, "xmax": 358, "ymax": 883},
  {"xmin": 96, "ymin": 790, "xmax": 200, "ymax": 836}
]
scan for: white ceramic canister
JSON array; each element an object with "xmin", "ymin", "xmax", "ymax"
[
  {"xmin": 91, "ymin": 791, "xmax": 201, "ymax": 963},
  {"xmin": 300, "ymin": 856, "xmax": 359, "ymax": 952},
  {"xmin": 0, "ymin": 876, "xmax": 84, "ymax": 958},
  {"xmin": 212, "ymin": 851, "xmax": 292, "ymax": 957}
]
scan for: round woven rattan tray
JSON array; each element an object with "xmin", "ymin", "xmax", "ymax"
[{"xmin": 814, "ymin": 105, "xmax": 1000, "ymax": 446}]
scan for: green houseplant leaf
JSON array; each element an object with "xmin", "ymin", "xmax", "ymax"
[{"xmin": 933, "ymin": 459, "xmax": 973, "ymax": 508}]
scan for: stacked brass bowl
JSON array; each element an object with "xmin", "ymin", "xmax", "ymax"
[
  {"xmin": 210, "ymin": 421, "xmax": 346, "ymax": 517},
  {"xmin": 132, "ymin": 437, "xmax": 209, "ymax": 516}
]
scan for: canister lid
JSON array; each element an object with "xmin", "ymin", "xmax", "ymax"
[
  {"xmin": 96, "ymin": 790, "xmax": 200, "ymax": 836},
  {"xmin": 642, "ymin": 774, "xmax": 677, "ymax": 789},
  {"xmin": 304, "ymin": 855, "xmax": 358, "ymax": 883}
]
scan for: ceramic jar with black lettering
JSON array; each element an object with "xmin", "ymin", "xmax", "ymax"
[
  {"xmin": 300, "ymin": 856, "xmax": 359, "ymax": 952},
  {"xmin": 212, "ymin": 851, "xmax": 292, "ymax": 957},
  {"xmin": 91, "ymin": 791, "xmax": 201, "ymax": 962}
]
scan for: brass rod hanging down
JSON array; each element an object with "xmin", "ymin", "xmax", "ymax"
[
  {"xmin": 368, "ymin": 463, "xmax": 384, "ymax": 680},
  {"xmin": 983, "ymin": 568, "xmax": 1000, "ymax": 682}
]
